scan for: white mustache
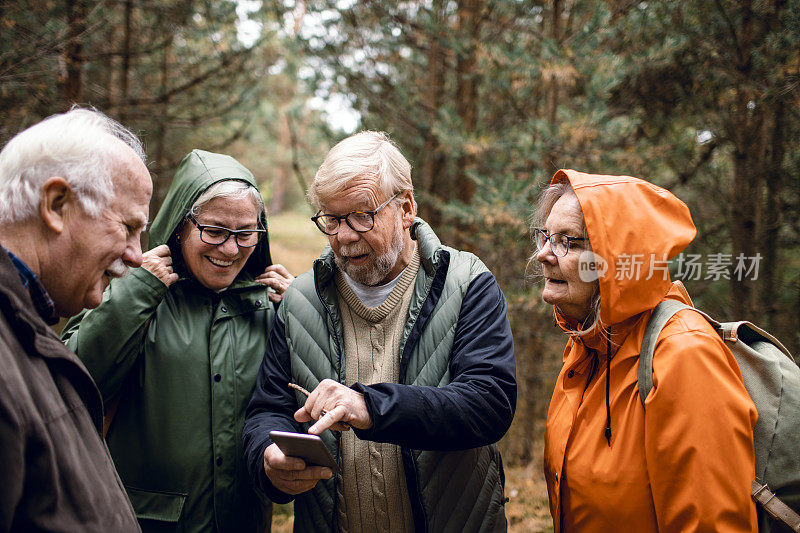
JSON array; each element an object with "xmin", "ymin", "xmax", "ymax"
[
  {"xmin": 106, "ymin": 258, "xmax": 129, "ymax": 278},
  {"xmin": 339, "ymin": 244, "xmax": 371, "ymax": 257}
]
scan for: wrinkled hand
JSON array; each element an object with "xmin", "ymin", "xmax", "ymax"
[
  {"xmin": 255, "ymin": 264, "xmax": 294, "ymax": 303},
  {"xmin": 141, "ymin": 245, "xmax": 178, "ymax": 287},
  {"xmin": 295, "ymin": 379, "xmax": 373, "ymax": 434},
  {"xmin": 263, "ymin": 443, "xmax": 332, "ymax": 495}
]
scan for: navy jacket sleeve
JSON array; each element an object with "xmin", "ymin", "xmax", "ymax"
[
  {"xmin": 352, "ymin": 270, "xmax": 517, "ymax": 450},
  {"xmin": 242, "ymin": 313, "xmax": 302, "ymax": 503}
]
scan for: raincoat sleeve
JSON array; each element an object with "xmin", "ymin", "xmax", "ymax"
[
  {"xmin": 61, "ymin": 267, "xmax": 169, "ymax": 405},
  {"xmin": 242, "ymin": 311, "xmax": 303, "ymax": 503},
  {"xmin": 644, "ymin": 310, "xmax": 758, "ymax": 532},
  {"xmin": 351, "ymin": 271, "xmax": 517, "ymax": 450}
]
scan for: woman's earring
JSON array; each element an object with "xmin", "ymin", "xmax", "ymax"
[{"xmin": 175, "ymin": 233, "xmax": 181, "ymax": 242}]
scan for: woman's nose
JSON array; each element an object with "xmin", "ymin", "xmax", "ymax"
[
  {"xmin": 218, "ymin": 235, "xmax": 240, "ymax": 255},
  {"xmin": 536, "ymin": 240, "xmax": 556, "ymax": 264}
]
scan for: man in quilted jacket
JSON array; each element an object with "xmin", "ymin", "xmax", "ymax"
[{"xmin": 243, "ymin": 131, "xmax": 516, "ymax": 532}]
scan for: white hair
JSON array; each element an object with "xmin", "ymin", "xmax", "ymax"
[
  {"xmin": 308, "ymin": 130, "xmax": 413, "ymax": 209},
  {"xmin": 190, "ymin": 179, "xmax": 264, "ymax": 227},
  {"xmin": 0, "ymin": 107, "xmax": 146, "ymax": 223}
]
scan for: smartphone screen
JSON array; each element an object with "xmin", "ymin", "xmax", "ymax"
[{"xmin": 269, "ymin": 430, "xmax": 339, "ymax": 473}]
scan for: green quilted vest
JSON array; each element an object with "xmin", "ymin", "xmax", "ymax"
[{"xmin": 280, "ymin": 219, "xmax": 507, "ymax": 533}]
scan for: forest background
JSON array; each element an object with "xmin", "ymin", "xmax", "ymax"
[{"xmin": 2, "ymin": 0, "xmax": 799, "ymax": 530}]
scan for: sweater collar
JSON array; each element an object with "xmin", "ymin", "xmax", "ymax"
[{"xmin": 335, "ymin": 249, "xmax": 421, "ymax": 323}]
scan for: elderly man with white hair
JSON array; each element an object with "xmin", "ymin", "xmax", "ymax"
[
  {"xmin": 0, "ymin": 108, "xmax": 151, "ymax": 532},
  {"xmin": 243, "ymin": 131, "xmax": 516, "ymax": 532}
]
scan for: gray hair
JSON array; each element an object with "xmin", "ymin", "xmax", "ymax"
[
  {"xmin": 530, "ymin": 180, "xmax": 602, "ymax": 333},
  {"xmin": 0, "ymin": 107, "xmax": 146, "ymax": 223},
  {"xmin": 189, "ymin": 180, "xmax": 264, "ymax": 228},
  {"xmin": 308, "ymin": 131, "xmax": 413, "ymax": 209}
]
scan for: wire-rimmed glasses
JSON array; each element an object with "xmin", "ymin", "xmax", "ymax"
[{"xmin": 533, "ymin": 228, "xmax": 586, "ymax": 257}]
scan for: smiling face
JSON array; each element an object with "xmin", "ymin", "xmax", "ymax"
[
  {"xmin": 536, "ymin": 192, "xmax": 597, "ymax": 322},
  {"xmin": 51, "ymin": 147, "xmax": 151, "ymax": 317},
  {"xmin": 179, "ymin": 194, "xmax": 260, "ymax": 291},
  {"xmin": 321, "ymin": 175, "xmax": 415, "ymax": 286}
]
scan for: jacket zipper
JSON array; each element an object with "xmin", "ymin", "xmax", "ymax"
[{"xmin": 313, "ymin": 261, "xmax": 344, "ymax": 531}]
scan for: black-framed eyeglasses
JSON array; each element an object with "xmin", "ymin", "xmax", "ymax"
[
  {"xmin": 311, "ymin": 192, "xmax": 401, "ymax": 236},
  {"xmin": 533, "ymin": 228, "xmax": 586, "ymax": 257},
  {"xmin": 186, "ymin": 214, "xmax": 265, "ymax": 248}
]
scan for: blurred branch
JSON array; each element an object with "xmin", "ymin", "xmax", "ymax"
[{"xmin": 665, "ymin": 139, "xmax": 719, "ymax": 189}]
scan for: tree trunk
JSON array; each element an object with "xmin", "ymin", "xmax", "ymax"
[
  {"xmin": 728, "ymin": 1, "xmax": 762, "ymax": 318},
  {"xmin": 543, "ymin": 0, "xmax": 562, "ymax": 172},
  {"xmin": 729, "ymin": 103, "xmax": 762, "ymax": 317},
  {"xmin": 453, "ymin": 0, "xmax": 481, "ymax": 250},
  {"xmin": 418, "ymin": 1, "xmax": 447, "ymax": 229},
  {"xmin": 270, "ymin": 110, "xmax": 291, "ymax": 215},
  {"xmin": 759, "ymin": 102, "xmax": 784, "ymax": 330},
  {"xmin": 61, "ymin": 0, "xmax": 87, "ymax": 106},
  {"xmin": 547, "ymin": 0, "xmax": 562, "ymax": 129},
  {"xmin": 118, "ymin": 0, "xmax": 134, "ymax": 123},
  {"xmin": 151, "ymin": 32, "xmax": 173, "ymax": 216}
]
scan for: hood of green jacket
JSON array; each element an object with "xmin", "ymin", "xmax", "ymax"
[{"xmin": 147, "ymin": 149, "xmax": 272, "ymax": 279}]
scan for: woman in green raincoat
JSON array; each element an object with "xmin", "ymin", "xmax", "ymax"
[{"xmin": 62, "ymin": 150, "xmax": 295, "ymax": 532}]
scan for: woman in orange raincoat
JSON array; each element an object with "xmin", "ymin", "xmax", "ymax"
[{"xmin": 534, "ymin": 169, "xmax": 758, "ymax": 532}]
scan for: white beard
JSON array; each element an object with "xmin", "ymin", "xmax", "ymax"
[{"xmin": 335, "ymin": 216, "xmax": 405, "ymax": 286}]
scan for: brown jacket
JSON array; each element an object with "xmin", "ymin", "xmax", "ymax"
[{"xmin": 0, "ymin": 249, "xmax": 140, "ymax": 532}]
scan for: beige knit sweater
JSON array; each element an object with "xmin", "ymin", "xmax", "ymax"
[{"xmin": 333, "ymin": 250, "xmax": 420, "ymax": 533}]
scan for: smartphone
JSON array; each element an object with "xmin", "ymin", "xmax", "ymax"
[{"xmin": 269, "ymin": 430, "xmax": 339, "ymax": 473}]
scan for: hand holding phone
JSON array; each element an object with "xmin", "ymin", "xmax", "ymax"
[
  {"xmin": 269, "ymin": 430, "xmax": 339, "ymax": 473},
  {"xmin": 262, "ymin": 433, "xmax": 336, "ymax": 495}
]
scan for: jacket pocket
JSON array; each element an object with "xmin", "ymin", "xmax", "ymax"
[{"xmin": 125, "ymin": 486, "xmax": 187, "ymax": 522}]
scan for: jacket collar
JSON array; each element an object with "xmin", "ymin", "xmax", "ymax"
[
  {"xmin": 0, "ymin": 248, "xmax": 53, "ymax": 332},
  {"xmin": 0, "ymin": 249, "xmax": 103, "ymax": 428},
  {"xmin": 410, "ymin": 218, "xmax": 442, "ymax": 276},
  {"xmin": 2, "ymin": 246, "xmax": 58, "ymax": 325}
]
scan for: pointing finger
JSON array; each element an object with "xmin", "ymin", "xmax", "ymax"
[{"xmin": 308, "ymin": 405, "xmax": 348, "ymax": 435}]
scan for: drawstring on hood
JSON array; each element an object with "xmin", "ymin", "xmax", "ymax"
[
  {"xmin": 581, "ymin": 340, "xmax": 613, "ymax": 447},
  {"xmin": 604, "ymin": 338, "xmax": 612, "ymax": 447}
]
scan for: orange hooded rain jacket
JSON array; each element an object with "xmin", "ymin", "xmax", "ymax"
[{"xmin": 542, "ymin": 170, "xmax": 758, "ymax": 532}]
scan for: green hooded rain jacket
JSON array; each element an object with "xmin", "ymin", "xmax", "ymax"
[{"xmin": 62, "ymin": 150, "xmax": 275, "ymax": 532}]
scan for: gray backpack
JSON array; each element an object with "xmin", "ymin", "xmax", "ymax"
[{"xmin": 639, "ymin": 300, "xmax": 800, "ymax": 532}]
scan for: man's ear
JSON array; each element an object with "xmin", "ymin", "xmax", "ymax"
[
  {"xmin": 399, "ymin": 191, "xmax": 417, "ymax": 229},
  {"xmin": 40, "ymin": 177, "xmax": 75, "ymax": 234}
]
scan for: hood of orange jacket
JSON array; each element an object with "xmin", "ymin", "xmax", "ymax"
[{"xmin": 551, "ymin": 169, "xmax": 696, "ymax": 330}]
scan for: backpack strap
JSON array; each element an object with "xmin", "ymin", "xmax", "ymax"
[
  {"xmin": 720, "ymin": 321, "xmax": 796, "ymax": 362},
  {"xmin": 752, "ymin": 480, "xmax": 800, "ymax": 532},
  {"xmin": 638, "ymin": 300, "xmax": 694, "ymax": 407}
]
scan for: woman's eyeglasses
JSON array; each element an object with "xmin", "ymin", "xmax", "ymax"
[
  {"xmin": 186, "ymin": 214, "xmax": 265, "ymax": 248},
  {"xmin": 533, "ymin": 228, "xmax": 586, "ymax": 257}
]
